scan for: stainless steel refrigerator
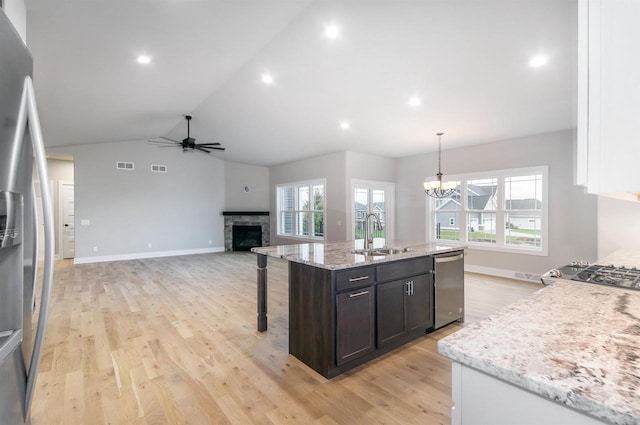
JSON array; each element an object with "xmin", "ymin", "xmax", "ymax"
[{"xmin": 0, "ymin": 10, "xmax": 55, "ymax": 425}]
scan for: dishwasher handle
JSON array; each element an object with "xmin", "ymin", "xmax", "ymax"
[{"xmin": 435, "ymin": 253, "xmax": 464, "ymax": 263}]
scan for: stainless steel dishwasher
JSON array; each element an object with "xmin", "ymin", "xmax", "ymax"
[{"xmin": 434, "ymin": 251, "xmax": 464, "ymax": 329}]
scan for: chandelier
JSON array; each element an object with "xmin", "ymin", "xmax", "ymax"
[{"xmin": 423, "ymin": 132, "xmax": 456, "ymax": 198}]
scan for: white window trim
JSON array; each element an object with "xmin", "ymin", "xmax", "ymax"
[
  {"xmin": 276, "ymin": 178, "xmax": 326, "ymax": 242},
  {"xmin": 426, "ymin": 166, "xmax": 548, "ymax": 256},
  {"xmin": 347, "ymin": 179, "xmax": 395, "ymax": 241}
]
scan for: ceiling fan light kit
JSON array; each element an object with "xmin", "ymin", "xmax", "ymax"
[{"xmin": 148, "ymin": 114, "xmax": 225, "ymax": 154}]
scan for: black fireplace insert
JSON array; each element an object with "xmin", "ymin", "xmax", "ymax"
[{"xmin": 232, "ymin": 225, "xmax": 262, "ymax": 251}]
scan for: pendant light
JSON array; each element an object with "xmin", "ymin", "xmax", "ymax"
[{"xmin": 423, "ymin": 132, "xmax": 456, "ymax": 198}]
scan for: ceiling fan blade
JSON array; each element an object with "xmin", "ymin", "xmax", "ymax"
[
  {"xmin": 196, "ymin": 147, "xmax": 212, "ymax": 153},
  {"xmin": 148, "ymin": 140, "xmax": 179, "ymax": 146},
  {"xmin": 160, "ymin": 136, "xmax": 181, "ymax": 143},
  {"xmin": 196, "ymin": 142, "xmax": 221, "ymax": 147},
  {"xmin": 211, "ymin": 147, "xmax": 226, "ymax": 151}
]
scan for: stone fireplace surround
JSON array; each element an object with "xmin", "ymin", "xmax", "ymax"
[{"xmin": 223, "ymin": 211, "xmax": 270, "ymax": 252}]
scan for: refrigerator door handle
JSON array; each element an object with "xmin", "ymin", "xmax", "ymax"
[
  {"xmin": 31, "ymin": 182, "xmax": 39, "ymax": 313},
  {"xmin": 19, "ymin": 76, "xmax": 55, "ymax": 420}
]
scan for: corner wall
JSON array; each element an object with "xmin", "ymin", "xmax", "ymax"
[
  {"xmin": 597, "ymin": 196, "xmax": 640, "ymax": 258},
  {"xmin": 395, "ymin": 130, "xmax": 598, "ymax": 275},
  {"xmin": 269, "ymin": 151, "xmax": 347, "ymax": 244},
  {"xmin": 224, "ymin": 161, "xmax": 270, "ymax": 211}
]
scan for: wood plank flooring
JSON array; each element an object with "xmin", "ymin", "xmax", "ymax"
[{"xmin": 31, "ymin": 252, "xmax": 541, "ymax": 425}]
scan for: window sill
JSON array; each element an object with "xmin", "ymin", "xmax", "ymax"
[{"xmin": 432, "ymin": 240, "xmax": 548, "ymax": 256}]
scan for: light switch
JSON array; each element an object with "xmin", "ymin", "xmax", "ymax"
[{"xmin": 81, "ymin": 219, "xmax": 90, "ymax": 225}]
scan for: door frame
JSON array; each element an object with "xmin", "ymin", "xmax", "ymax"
[
  {"xmin": 347, "ymin": 179, "xmax": 395, "ymax": 241},
  {"xmin": 58, "ymin": 180, "xmax": 74, "ymax": 259}
]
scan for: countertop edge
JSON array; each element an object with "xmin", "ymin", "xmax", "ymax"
[
  {"xmin": 437, "ymin": 280, "xmax": 640, "ymax": 425},
  {"xmin": 252, "ymin": 242, "xmax": 466, "ymax": 270}
]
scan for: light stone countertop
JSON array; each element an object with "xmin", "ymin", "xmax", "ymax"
[
  {"xmin": 438, "ymin": 249, "xmax": 640, "ymax": 425},
  {"xmin": 251, "ymin": 239, "xmax": 466, "ymax": 270}
]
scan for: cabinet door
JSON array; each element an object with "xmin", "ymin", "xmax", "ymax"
[
  {"xmin": 335, "ymin": 287, "xmax": 375, "ymax": 366},
  {"xmin": 376, "ymin": 279, "xmax": 407, "ymax": 347},
  {"xmin": 406, "ymin": 274, "xmax": 433, "ymax": 332},
  {"xmin": 578, "ymin": 0, "xmax": 640, "ymax": 193}
]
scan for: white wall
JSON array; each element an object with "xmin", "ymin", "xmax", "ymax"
[
  {"xmin": 597, "ymin": 196, "xmax": 640, "ymax": 258},
  {"xmin": 3, "ymin": 0, "xmax": 26, "ymax": 43},
  {"xmin": 269, "ymin": 150, "xmax": 396, "ymax": 245},
  {"xmin": 49, "ymin": 141, "xmax": 226, "ymax": 262},
  {"xmin": 395, "ymin": 130, "xmax": 598, "ymax": 275},
  {"xmin": 224, "ymin": 161, "xmax": 269, "ymax": 211}
]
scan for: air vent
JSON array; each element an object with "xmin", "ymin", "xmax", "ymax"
[
  {"xmin": 151, "ymin": 164, "xmax": 167, "ymax": 173},
  {"xmin": 116, "ymin": 161, "xmax": 134, "ymax": 171}
]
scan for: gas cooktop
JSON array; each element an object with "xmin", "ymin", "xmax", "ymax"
[{"xmin": 571, "ymin": 264, "xmax": 640, "ymax": 290}]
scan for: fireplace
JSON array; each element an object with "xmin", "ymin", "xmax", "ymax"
[
  {"xmin": 223, "ymin": 211, "xmax": 269, "ymax": 252},
  {"xmin": 232, "ymin": 225, "xmax": 262, "ymax": 251}
]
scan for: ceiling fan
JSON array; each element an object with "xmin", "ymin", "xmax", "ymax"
[{"xmin": 148, "ymin": 114, "xmax": 225, "ymax": 154}]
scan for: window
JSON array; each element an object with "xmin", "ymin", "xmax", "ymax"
[
  {"xmin": 350, "ymin": 180, "xmax": 395, "ymax": 241},
  {"xmin": 277, "ymin": 180, "xmax": 325, "ymax": 240},
  {"xmin": 429, "ymin": 166, "xmax": 548, "ymax": 255}
]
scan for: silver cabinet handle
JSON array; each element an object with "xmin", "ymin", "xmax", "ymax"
[
  {"xmin": 18, "ymin": 77, "xmax": 55, "ymax": 420},
  {"xmin": 435, "ymin": 253, "xmax": 464, "ymax": 263},
  {"xmin": 349, "ymin": 276, "xmax": 369, "ymax": 282},
  {"xmin": 405, "ymin": 281, "xmax": 411, "ymax": 295},
  {"xmin": 349, "ymin": 290, "xmax": 370, "ymax": 298}
]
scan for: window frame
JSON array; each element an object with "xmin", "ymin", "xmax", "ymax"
[
  {"xmin": 426, "ymin": 166, "xmax": 548, "ymax": 256},
  {"xmin": 276, "ymin": 179, "xmax": 326, "ymax": 242}
]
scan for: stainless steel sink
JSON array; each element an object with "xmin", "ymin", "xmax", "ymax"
[{"xmin": 350, "ymin": 247, "xmax": 412, "ymax": 256}]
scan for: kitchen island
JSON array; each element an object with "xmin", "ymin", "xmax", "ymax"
[
  {"xmin": 252, "ymin": 240, "xmax": 465, "ymax": 378},
  {"xmin": 438, "ymin": 249, "xmax": 640, "ymax": 425}
]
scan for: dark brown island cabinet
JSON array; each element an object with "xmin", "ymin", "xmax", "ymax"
[{"xmin": 289, "ymin": 254, "xmax": 444, "ymax": 379}]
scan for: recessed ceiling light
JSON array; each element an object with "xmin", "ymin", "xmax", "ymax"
[
  {"xmin": 137, "ymin": 55, "xmax": 152, "ymax": 65},
  {"xmin": 529, "ymin": 55, "xmax": 548, "ymax": 67},
  {"xmin": 339, "ymin": 121, "xmax": 350, "ymax": 130},
  {"xmin": 408, "ymin": 96, "xmax": 421, "ymax": 107},
  {"xmin": 261, "ymin": 73, "xmax": 274, "ymax": 85},
  {"xmin": 324, "ymin": 24, "xmax": 340, "ymax": 39}
]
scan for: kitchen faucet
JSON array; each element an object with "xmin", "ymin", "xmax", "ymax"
[{"xmin": 364, "ymin": 212, "xmax": 384, "ymax": 251}]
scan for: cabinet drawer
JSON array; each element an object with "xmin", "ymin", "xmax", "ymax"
[
  {"xmin": 376, "ymin": 257, "xmax": 430, "ymax": 282},
  {"xmin": 335, "ymin": 266, "xmax": 375, "ymax": 291}
]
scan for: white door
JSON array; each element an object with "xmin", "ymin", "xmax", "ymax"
[
  {"xmin": 59, "ymin": 181, "xmax": 75, "ymax": 259},
  {"xmin": 349, "ymin": 179, "xmax": 395, "ymax": 241}
]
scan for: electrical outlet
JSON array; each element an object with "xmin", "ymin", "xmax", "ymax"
[
  {"xmin": 148, "ymin": 243, "xmax": 152, "ymax": 249},
  {"xmin": 93, "ymin": 246, "xmax": 98, "ymax": 252},
  {"xmin": 209, "ymin": 240, "xmax": 212, "ymax": 245}
]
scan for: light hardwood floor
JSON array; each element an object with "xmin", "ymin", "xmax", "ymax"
[{"xmin": 31, "ymin": 252, "xmax": 541, "ymax": 425}]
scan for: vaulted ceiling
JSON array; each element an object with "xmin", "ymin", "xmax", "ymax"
[{"xmin": 25, "ymin": 0, "xmax": 577, "ymax": 167}]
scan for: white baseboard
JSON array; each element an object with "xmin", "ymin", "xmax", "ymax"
[
  {"xmin": 73, "ymin": 246, "xmax": 226, "ymax": 265},
  {"xmin": 465, "ymin": 264, "xmax": 542, "ymax": 283}
]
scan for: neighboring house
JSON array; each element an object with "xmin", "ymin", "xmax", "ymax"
[{"xmin": 435, "ymin": 184, "xmax": 498, "ymax": 232}]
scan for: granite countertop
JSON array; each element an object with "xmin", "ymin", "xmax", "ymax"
[
  {"xmin": 438, "ymin": 249, "xmax": 640, "ymax": 425},
  {"xmin": 251, "ymin": 239, "xmax": 466, "ymax": 270}
]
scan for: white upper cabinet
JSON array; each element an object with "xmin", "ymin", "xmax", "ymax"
[{"xmin": 577, "ymin": 0, "xmax": 640, "ymax": 194}]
